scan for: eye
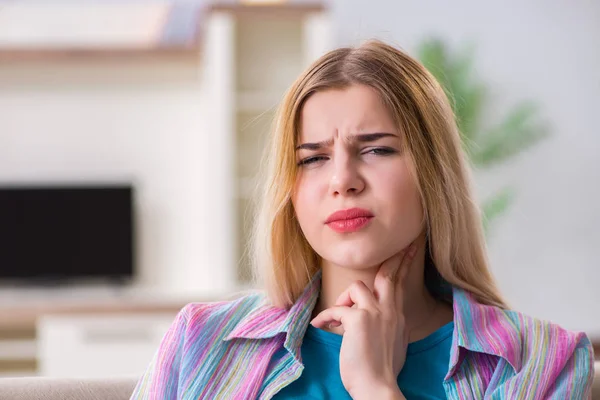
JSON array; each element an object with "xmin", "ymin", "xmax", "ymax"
[
  {"xmin": 363, "ymin": 147, "xmax": 397, "ymax": 156},
  {"xmin": 297, "ymin": 156, "xmax": 328, "ymax": 166}
]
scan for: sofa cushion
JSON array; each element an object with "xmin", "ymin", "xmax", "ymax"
[{"xmin": 0, "ymin": 377, "xmax": 137, "ymax": 400}]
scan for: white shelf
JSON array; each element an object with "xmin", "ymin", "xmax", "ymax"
[
  {"xmin": 0, "ymin": 370, "xmax": 38, "ymax": 378},
  {"xmin": 235, "ymin": 16, "xmax": 303, "ymax": 92},
  {"xmin": 0, "ymin": 339, "xmax": 36, "ymax": 361},
  {"xmin": 231, "ymin": 4, "xmax": 331, "ymax": 284},
  {"xmin": 0, "ymin": 284, "xmax": 196, "ymax": 305},
  {"xmin": 37, "ymin": 314, "xmax": 176, "ymax": 378}
]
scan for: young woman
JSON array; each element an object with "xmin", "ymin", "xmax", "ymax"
[{"xmin": 130, "ymin": 40, "xmax": 594, "ymax": 399}]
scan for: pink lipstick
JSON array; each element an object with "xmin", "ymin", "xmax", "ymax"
[{"xmin": 325, "ymin": 208, "xmax": 374, "ymax": 233}]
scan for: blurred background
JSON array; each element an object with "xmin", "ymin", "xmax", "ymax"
[{"xmin": 0, "ymin": 0, "xmax": 598, "ymax": 381}]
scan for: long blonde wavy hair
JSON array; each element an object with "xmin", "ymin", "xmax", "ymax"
[{"xmin": 250, "ymin": 39, "xmax": 507, "ymax": 310}]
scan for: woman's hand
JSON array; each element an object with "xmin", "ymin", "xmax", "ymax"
[{"xmin": 310, "ymin": 244, "xmax": 417, "ymax": 400}]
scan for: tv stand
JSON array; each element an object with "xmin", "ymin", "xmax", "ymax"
[{"xmin": 0, "ymin": 285, "xmax": 195, "ymax": 377}]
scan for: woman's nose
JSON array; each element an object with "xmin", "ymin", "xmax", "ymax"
[{"xmin": 329, "ymin": 157, "xmax": 365, "ymax": 196}]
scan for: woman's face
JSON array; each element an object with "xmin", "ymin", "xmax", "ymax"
[{"xmin": 292, "ymin": 84, "xmax": 424, "ymax": 270}]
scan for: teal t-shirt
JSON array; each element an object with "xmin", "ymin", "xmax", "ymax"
[{"xmin": 272, "ymin": 321, "xmax": 453, "ymax": 399}]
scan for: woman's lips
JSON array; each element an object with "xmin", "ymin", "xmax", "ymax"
[
  {"xmin": 326, "ymin": 216, "xmax": 373, "ymax": 233},
  {"xmin": 325, "ymin": 208, "xmax": 374, "ymax": 233}
]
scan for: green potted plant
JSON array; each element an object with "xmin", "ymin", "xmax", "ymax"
[{"xmin": 418, "ymin": 38, "xmax": 549, "ymax": 233}]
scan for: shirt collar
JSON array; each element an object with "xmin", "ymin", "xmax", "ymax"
[
  {"xmin": 447, "ymin": 287, "xmax": 522, "ymax": 377},
  {"xmin": 225, "ymin": 271, "xmax": 521, "ymax": 376},
  {"xmin": 224, "ymin": 271, "xmax": 320, "ymax": 359}
]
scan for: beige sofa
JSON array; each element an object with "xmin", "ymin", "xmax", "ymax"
[
  {"xmin": 0, "ymin": 374, "xmax": 599, "ymax": 399},
  {"xmin": 0, "ymin": 377, "xmax": 137, "ymax": 400}
]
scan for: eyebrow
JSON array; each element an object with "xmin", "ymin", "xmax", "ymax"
[{"xmin": 295, "ymin": 132, "xmax": 397, "ymax": 151}]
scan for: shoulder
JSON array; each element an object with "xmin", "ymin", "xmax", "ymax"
[
  {"xmin": 181, "ymin": 291, "xmax": 268, "ymax": 321},
  {"xmin": 501, "ymin": 308, "xmax": 593, "ymax": 368},
  {"xmin": 177, "ymin": 290, "xmax": 269, "ymax": 334},
  {"xmin": 454, "ymin": 287, "xmax": 592, "ymax": 367},
  {"xmin": 453, "ymin": 288, "xmax": 594, "ymax": 396},
  {"xmin": 131, "ymin": 292, "xmax": 272, "ymax": 399},
  {"xmin": 497, "ymin": 306, "xmax": 591, "ymax": 354},
  {"xmin": 495, "ymin": 309, "xmax": 594, "ymax": 396}
]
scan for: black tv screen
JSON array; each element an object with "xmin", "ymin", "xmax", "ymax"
[{"xmin": 0, "ymin": 184, "xmax": 134, "ymax": 282}]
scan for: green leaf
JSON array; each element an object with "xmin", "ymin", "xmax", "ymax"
[
  {"xmin": 417, "ymin": 39, "xmax": 487, "ymax": 149},
  {"xmin": 471, "ymin": 102, "xmax": 549, "ymax": 168},
  {"xmin": 417, "ymin": 37, "xmax": 549, "ymax": 237},
  {"xmin": 418, "ymin": 38, "xmax": 450, "ymax": 85},
  {"xmin": 481, "ymin": 187, "xmax": 515, "ymax": 234}
]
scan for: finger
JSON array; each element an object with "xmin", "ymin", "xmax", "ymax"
[
  {"xmin": 374, "ymin": 250, "xmax": 406, "ymax": 306},
  {"xmin": 375, "ymin": 243, "xmax": 417, "ymax": 306},
  {"xmin": 310, "ymin": 306, "xmax": 353, "ymax": 329},
  {"xmin": 335, "ymin": 280, "xmax": 377, "ymax": 309}
]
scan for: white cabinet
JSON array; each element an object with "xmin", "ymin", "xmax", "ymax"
[
  {"xmin": 37, "ymin": 313, "xmax": 176, "ymax": 378},
  {"xmin": 229, "ymin": 4, "xmax": 333, "ymax": 282}
]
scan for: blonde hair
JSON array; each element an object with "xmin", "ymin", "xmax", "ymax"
[{"xmin": 250, "ymin": 39, "xmax": 507, "ymax": 310}]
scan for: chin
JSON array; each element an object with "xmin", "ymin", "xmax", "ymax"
[{"xmin": 318, "ymin": 240, "xmax": 387, "ymax": 270}]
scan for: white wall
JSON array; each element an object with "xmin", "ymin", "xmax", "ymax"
[
  {"xmin": 0, "ymin": 13, "xmax": 237, "ymax": 299},
  {"xmin": 332, "ymin": 0, "xmax": 600, "ymax": 334},
  {"xmin": 1, "ymin": 0, "xmax": 598, "ymax": 334}
]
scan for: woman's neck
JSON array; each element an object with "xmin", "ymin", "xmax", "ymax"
[{"xmin": 313, "ymin": 246, "xmax": 453, "ymax": 342}]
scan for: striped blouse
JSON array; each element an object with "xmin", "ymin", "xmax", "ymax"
[{"xmin": 130, "ymin": 273, "xmax": 594, "ymax": 399}]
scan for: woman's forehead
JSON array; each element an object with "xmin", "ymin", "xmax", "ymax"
[{"xmin": 298, "ymin": 85, "xmax": 397, "ymax": 142}]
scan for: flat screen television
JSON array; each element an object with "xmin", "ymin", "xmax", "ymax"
[{"xmin": 0, "ymin": 184, "xmax": 134, "ymax": 283}]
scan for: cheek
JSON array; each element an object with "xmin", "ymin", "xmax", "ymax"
[
  {"xmin": 377, "ymin": 165, "xmax": 424, "ymax": 229},
  {"xmin": 292, "ymin": 174, "xmax": 324, "ymax": 229}
]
